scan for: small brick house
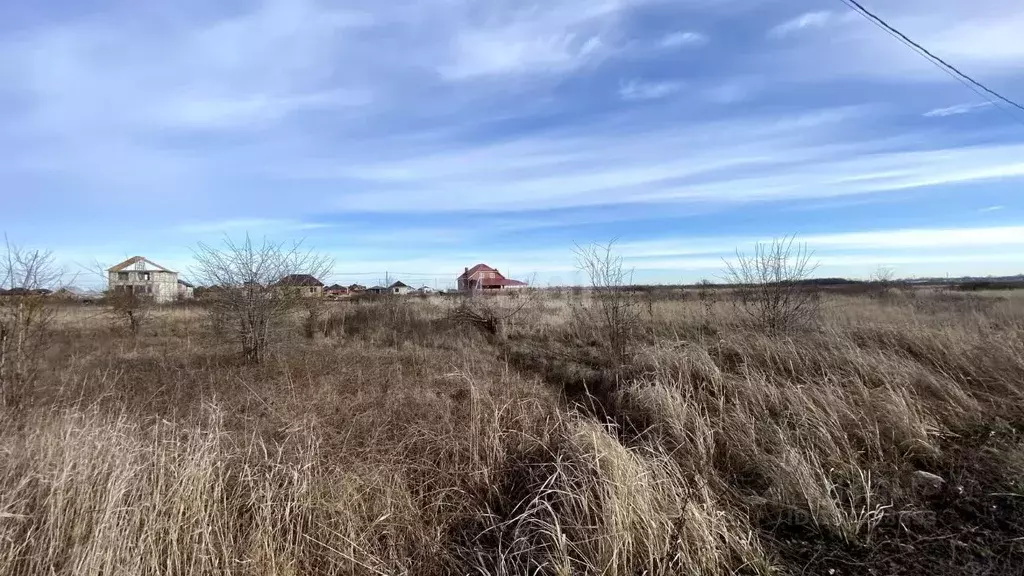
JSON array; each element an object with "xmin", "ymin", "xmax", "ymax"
[
  {"xmin": 457, "ymin": 264, "xmax": 527, "ymax": 292},
  {"xmin": 277, "ymin": 274, "xmax": 324, "ymax": 297},
  {"xmin": 325, "ymin": 284, "xmax": 350, "ymax": 297}
]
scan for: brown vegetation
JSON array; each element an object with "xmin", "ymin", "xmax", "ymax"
[{"xmin": 1, "ymin": 287, "xmax": 1023, "ymax": 575}]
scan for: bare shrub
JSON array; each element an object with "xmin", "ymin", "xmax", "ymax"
[
  {"xmin": 450, "ymin": 289, "xmax": 537, "ymax": 340},
  {"xmin": 191, "ymin": 235, "xmax": 332, "ymax": 363},
  {"xmin": 870, "ymin": 265, "xmax": 897, "ymax": 298},
  {"xmin": 572, "ymin": 241, "xmax": 642, "ymax": 365},
  {"xmin": 105, "ymin": 290, "xmax": 150, "ymax": 335},
  {"xmin": 0, "ymin": 237, "xmax": 63, "ymax": 407},
  {"xmin": 722, "ymin": 235, "xmax": 820, "ymax": 334}
]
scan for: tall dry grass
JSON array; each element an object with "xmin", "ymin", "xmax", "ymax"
[{"xmin": 1, "ymin": 289, "xmax": 1023, "ymax": 575}]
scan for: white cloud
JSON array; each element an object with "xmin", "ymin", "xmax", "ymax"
[
  {"xmin": 248, "ymin": 104, "xmax": 1019, "ymax": 213},
  {"xmin": 761, "ymin": 1, "xmax": 1024, "ymax": 83},
  {"xmin": 804, "ymin": 226, "xmax": 1024, "ymax": 250},
  {"xmin": 165, "ymin": 89, "xmax": 372, "ymax": 129},
  {"xmin": 438, "ymin": 1, "xmax": 637, "ymax": 79},
  {"xmin": 618, "ymin": 79, "xmax": 682, "ymax": 101},
  {"xmin": 768, "ymin": 11, "xmax": 835, "ymax": 38},
  {"xmin": 326, "ymin": 225, "xmax": 1024, "ymax": 284},
  {"xmin": 441, "ymin": 31, "xmax": 598, "ymax": 79},
  {"xmin": 979, "ymin": 205, "xmax": 1005, "ymax": 213},
  {"xmin": 924, "ymin": 102, "xmax": 993, "ymax": 118},
  {"xmin": 176, "ymin": 219, "xmax": 333, "ymax": 234},
  {"xmin": 659, "ymin": 31, "xmax": 707, "ymax": 48},
  {"xmin": 616, "ymin": 226, "xmax": 1024, "ymax": 258}
]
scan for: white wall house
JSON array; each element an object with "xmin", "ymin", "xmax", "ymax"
[{"xmin": 107, "ymin": 256, "xmax": 184, "ymax": 303}]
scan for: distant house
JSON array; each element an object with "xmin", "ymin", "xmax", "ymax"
[
  {"xmin": 348, "ymin": 283, "xmax": 366, "ymax": 293},
  {"xmin": 0, "ymin": 288, "xmax": 52, "ymax": 297},
  {"xmin": 458, "ymin": 264, "xmax": 528, "ymax": 292},
  {"xmin": 366, "ymin": 285, "xmax": 387, "ymax": 295},
  {"xmin": 107, "ymin": 256, "xmax": 181, "ymax": 303},
  {"xmin": 389, "ymin": 281, "xmax": 410, "ymax": 295},
  {"xmin": 417, "ymin": 286, "xmax": 434, "ymax": 294},
  {"xmin": 177, "ymin": 279, "xmax": 195, "ymax": 300},
  {"xmin": 277, "ymin": 274, "xmax": 324, "ymax": 297},
  {"xmin": 325, "ymin": 284, "xmax": 350, "ymax": 298}
]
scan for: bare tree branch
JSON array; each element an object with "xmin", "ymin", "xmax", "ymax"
[
  {"xmin": 572, "ymin": 240, "xmax": 641, "ymax": 366},
  {"xmin": 721, "ymin": 235, "xmax": 820, "ymax": 334},
  {"xmin": 0, "ymin": 235, "xmax": 66, "ymax": 407},
  {"xmin": 190, "ymin": 235, "xmax": 333, "ymax": 362}
]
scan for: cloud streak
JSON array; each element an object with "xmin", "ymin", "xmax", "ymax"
[
  {"xmin": 924, "ymin": 102, "xmax": 993, "ymax": 118},
  {"xmin": 768, "ymin": 11, "xmax": 837, "ymax": 38},
  {"xmin": 618, "ymin": 80, "xmax": 682, "ymax": 101}
]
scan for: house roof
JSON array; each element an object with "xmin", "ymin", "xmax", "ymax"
[
  {"xmin": 326, "ymin": 284, "xmax": 348, "ymax": 291},
  {"xmin": 389, "ymin": 281, "xmax": 410, "ymax": 288},
  {"xmin": 459, "ymin": 263, "xmax": 498, "ymax": 279},
  {"xmin": 348, "ymin": 284, "xmax": 366, "ymax": 290},
  {"xmin": 277, "ymin": 274, "xmax": 324, "ymax": 287},
  {"xmin": 177, "ymin": 279, "xmax": 195, "ymax": 288},
  {"xmin": 107, "ymin": 256, "xmax": 175, "ymax": 273},
  {"xmin": 480, "ymin": 278, "xmax": 527, "ymax": 287}
]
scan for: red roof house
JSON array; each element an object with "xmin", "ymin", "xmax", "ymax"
[
  {"xmin": 325, "ymin": 284, "xmax": 350, "ymax": 297},
  {"xmin": 457, "ymin": 264, "xmax": 528, "ymax": 292}
]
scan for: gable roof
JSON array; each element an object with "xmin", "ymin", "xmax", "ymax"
[
  {"xmin": 459, "ymin": 263, "xmax": 499, "ymax": 279},
  {"xmin": 108, "ymin": 256, "xmax": 175, "ymax": 273},
  {"xmin": 348, "ymin": 283, "xmax": 366, "ymax": 290},
  {"xmin": 326, "ymin": 284, "xmax": 347, "ymax": 291},
  {"xmin": 177, "ymin": 279, "xmax": 195, "ymax": 288},
  {"xmin": 277, "ymin": 274, "xmax": 324, "ymax": 287},
  {"xmin": 389, "ymin": 281, "xmax": 410, "ymax": 288}
]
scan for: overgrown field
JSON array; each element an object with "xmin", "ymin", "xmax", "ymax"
[{"xmin": 2, "ymin": 289, "xmax": 1024, "ymax": 575}]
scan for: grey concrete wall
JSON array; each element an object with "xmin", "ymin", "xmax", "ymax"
[{"xmin": 108, "ymin": 270, "xmax": 179, "ymax": 303}]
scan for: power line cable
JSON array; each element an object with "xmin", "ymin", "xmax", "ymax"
[{"xmin": 836, "ymin": 0, "xmax": 1024, "ymax": 124}]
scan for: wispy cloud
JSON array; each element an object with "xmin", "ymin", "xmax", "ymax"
[
  {"xmin": 924, "ymin": 102, "xmax": 993, "ymax": 118},
  {"xmin": 659, "ymin": 31, "xmax": 707, "ymax": 48},
  {"xmin": 437, "ymin": 1, "xmax": 636, "ymax": 79},
  {"xmin": 165, "ymin": 90, "xmax": 372, "ymax": 129},
  {"xmin": 618, "ymin": 80, "xmax": 682, "ymax": 101},
  {"xmin": 979, "ymin": 205, "xmax": 1005, "ymax": 213},
  {"xmin": 768, "ymin": 11, "xmax": 836, "ymax": 38},
  {"xmin": 176, "ymin": 219, "xmax": 333, "ymax": 234}
]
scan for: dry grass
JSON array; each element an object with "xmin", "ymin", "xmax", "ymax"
[{"xmin": 1, "ymin": 289, "xmax": 1023, "ymax": 575}]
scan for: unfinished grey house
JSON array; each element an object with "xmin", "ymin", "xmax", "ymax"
[{"xmin": 107, "ymin": 256, "xmax": 183, "ymax": 303}]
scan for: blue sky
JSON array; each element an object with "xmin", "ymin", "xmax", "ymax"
[{"xmin": 1, "ymin": 0, "xmax": 1023, "ymax": 288}]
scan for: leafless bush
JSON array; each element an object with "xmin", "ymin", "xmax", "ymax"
[
  {"xmin": 0, "ymin": 237, "xmax": 63, "ymax": 407},
  {"xmin": 572, "ymin": 241, "xmax": 642, "ymax": 365},
  {"xmin": 191, "ymin": 235, "xmax": 332, "ymax": 363},
  {"xmin": 870, "ymin": 265, "xmax": 897, "ymax": 298},
  {"xmin": 105, "ymin": 290, "xmax": 150, "ymax": 335},
  {"xmin": 722, "ymin": 235, "xmax": 820, "ymax": 334},
  {"xmin": 450, "ymin": 288, "xmax": 537, "ymax": 340}
]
